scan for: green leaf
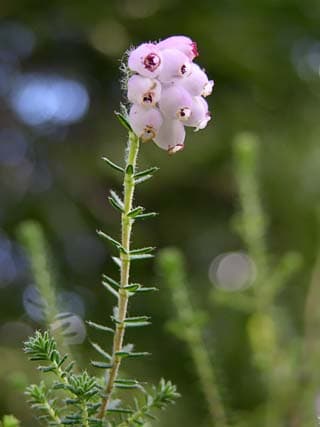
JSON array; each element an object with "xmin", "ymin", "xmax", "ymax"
[
  {"xmin": 134, "ymin": 212, "xmax": 159, "ymax": 220},
  {"xmin": 130, "ymin": 247, "xmax": 155, "ymax": 255},
  {"xmin": 124, "ymin": 316, "xmax": 151, "ymax": 328},
  {"xmin": 130, "ymin": 253, "xmax": 154, "ymax": 260},
  {"xmin": 90, "ymin": 342, "xmax": 112, "ymax": 361},
  {"xmin": 102, "ymin": 281, "xmax": 119, "ymax": 299},
  {"xmin": 102, "ymin": 157, "xmax": 124, "ymax": 173},
  {"xmin": 134, "ymin": 167, "xmax": 159, "ymax": 179},
  {"xmin": 135, "ymin": 175, "xmax": 153, "ymax": 184},
  {"xmin": 127, "ymin": 206, "xmax": 145, "ymax": 218},
  {"xmin": 102, "ymin": 274, "xmax": 120, "ymax": 289},
  {"xmin": 114, "ymin": 111, "xmax": 132, "ymax": 132},
  {"xmin": 136, "ymin": 286, "xmax": 159, "ymax": 293},
  {"xmin": 115, "ymin": 378, "xmax": 140, "ymax": 385},
  {"xmin": 97, "ymin": 230, "xmax": 121, "ymax": 249},
  {"xmin": 107, "ymin": 408, "xmax": 133, "ymax": 414},
  {"xmin": 91, "ymin": 361, "xmax": 113, "ymax": 369},
  {"xmin": 116, "ymin": 352, "xmax": 151, "ymax": 359},
  {"xmin": 64, "ymin": 361, "xmax": 75, "ymax": 373},
  {"xmin": 124, "ymin": 284, "xmax": 141, "ymax": 292},
  {"xmin": 38, "ymin": 365, "xmax": 56, "ymax": 373},
  {"xmin": 108, "ymin": 190, "xmax": 124, "ymax": 212},
  {"xmin": 125, "ymin": 321, "xmax": 151, "ymax": 328},
  {"xmin": 114, "ymin": 380, "xmax": 143, "ymax": 390},
  {"xmin": 86, "ymin": 321, "xmax": 114, "ymax": 333},
  {"xmin": 112, "ymin": 256, "xmax": 122, "ymax": 267}
]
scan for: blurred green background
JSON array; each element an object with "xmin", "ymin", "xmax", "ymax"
[{"xmin": 1, "ymin": 0, "xmax": 320, "ymax": 425}]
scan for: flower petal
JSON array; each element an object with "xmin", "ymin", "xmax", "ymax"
[
  {"xmin": 129, "ymin": 104, "xmax": 163, "ymax": 141},
  {"xmin": 128, "ymin": 43, "xmax": 163, "ymax": 77},
  {"xmin": 127, "ymin": 75, "xmax": 161, "ymax": 107},
  {"xmin": 159, "ymin": 86, "xmax": 193, "ymax": 121},
  {"xmin": 178, "ymin": 63, "xmax": 214, "ymax": 97},
  {"xmin": 185, "ymin": 96, "xmax": 211, "ymax": 130},
  {"xmin": 154, "ymin": 119, "xmax": 186, "ymax": 153},
  {"xmin": 157, "ymin": 35, "xmax": 199, "ymax": 60},
  {"xmin": 157, "ymin": 49, "xmax": 192, "ymax": 82}
]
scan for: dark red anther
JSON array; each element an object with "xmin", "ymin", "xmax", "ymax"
[{"xmin": 144, "ymin": 53, "xmax": 161, "ymax": 72}]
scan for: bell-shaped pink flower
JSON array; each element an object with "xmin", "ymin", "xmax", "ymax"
[
  {"xmin": 128, "ymin": 43, "xmax": 163, "ymax": 77},
  {"xmin": 157, "ymin": 49, "xmax": 192, "ymax": 82},
  {"xmin": 129, "ymin": 104, "xmax": 163, "ymax": 142},
  {"xmin": 159, "ymin": 86, "xmax": 193, "ymax": 121},
  {"xmin": 157, "ymin": 35, "xmax": 199, "ymax": 60},
  {"xmin": 179, "ymin": 63, "xmax": 214, "ymax": 97},
  {"xmin": 154, "ymin": 119, "xmax": 186, "ymax": 153},
  {"xmin": 185, "ymin": 96, "xmax": 211, "ymax": 130},
  {"xmin": 127, "ymin": 75, "xmax": 161, "ymax": 107}
]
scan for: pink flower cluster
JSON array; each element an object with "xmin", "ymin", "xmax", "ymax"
[{"xmin": 127, "ymin": 36, "xmax": 213, "ymax": 154}]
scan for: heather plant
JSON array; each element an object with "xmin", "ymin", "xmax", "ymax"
[
  {"xmin": 158, "ymin": 133, "xmax": 308, "ymax": 427},
  {"xmin": 22, "ymin": 35, "xmax": 213, "ymax": 426}
]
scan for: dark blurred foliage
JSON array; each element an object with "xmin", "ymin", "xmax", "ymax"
[{"xmin": 0, "ymin": 0, "xmax": 320, "ymax": 425}]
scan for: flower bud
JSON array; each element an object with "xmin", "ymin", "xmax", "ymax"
[
  {"xmin": 157, "ymin": 35, "xmax": 199, "ymax": 60},
  {"xmin": 129, "ymin": 104, "xmax": 163, "ymax": 142},
  {"xmin": 185, "ymin": 96, "xmax": 211, "ymax": 130},
  {"xmin": 159, "ymin": 86, "xmax": 192, "ymax": 121},
  {"xmin": 158, "ymin": 49, "xmax": 191, "ymax": 82},
  {"xmin": 127, "ymin": 75, "xmax": 161, "ymax": 107},
  {"xmin": 128, "ymin": 43, "xmax": 163, "ymax": 77},
  {"xmin": 179, "ymin": 63, "xmax": 214, "ymax": 97},
  {"xmin": 154, "ymin": 119, "xmax": 185, "ymax": 153}
]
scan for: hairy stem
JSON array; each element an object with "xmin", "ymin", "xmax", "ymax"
[
  {"xmin": 159, "ymin": 249, "xmax": 228, "ymax": 427},
  {"xmin": 98, "ymin": 131, "xmax": 140, "ymax": 419},
  {"xmin": 43, "ymin": 397, "xmax": 62, "ymax": 425},
  {"xmin": 82, "ymin": 401, "xmax": 90, "ymax": 427}
]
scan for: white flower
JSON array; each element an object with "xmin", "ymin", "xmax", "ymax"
[
  {"xmin": 185, "ymin": 96, "xmax": 211, "ymax": 130},
  {"xmin": 128, "ymin": 43, "xmax": 163, "ymax": 77},
  {"xmin": 126, "ymin": 35, "xmax": 214, "ymax": 153},
  {"xmin": 129, "ymin": 104, "xmax": 163, "ymax": 142},
  {"xmin": 157, "ymin": 49, "xmax": 192, "ymax": 82},
  {"xmin": 154, "ymin": 119, "xmax": 185, "ymax": 153},
  {"xmin": 159, "ymin": 86, "xmax": 192, "ymax": 121},
  {"xmin": 127, "ymin": 75, "xmax": 161, "ymax": 107}
]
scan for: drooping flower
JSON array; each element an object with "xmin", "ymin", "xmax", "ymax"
[
  {"xmin": 157, "ymin": 35, "xmax": 199, "ymax": 60},
  {"xmin": 178, "ymin": 63, "xmax": 214, "ymax": 97},
  {"xmin": 158, "ymin": 49, "xmax": 191, "ymax": 82},
  {"xmin": 159, "ymin": 86, "xmax": 192, "ymax": 121},
  {"xmin": 185, "ymin": 96, "xmax": 211, "ymax": 130},
  {"xmin": 129, "ymin": 104, "xmax": 163, "ymax": 142},
  {"xmin": 127, "ymin": 75, "xmax": 161, "ymax": 107},
  {"xmin": 154, "ymin": 119, "xmax": 186, "ymax": 153},
  {"xmin": 128, "ymin": 43, "xmax": 163, "ymax": 77}
]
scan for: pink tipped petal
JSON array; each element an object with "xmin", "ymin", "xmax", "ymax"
[
  {"xmin": 185, "ymin": 96, "xmax": 211, "ymax": 130},
  {"xmin": 128, "ymin": 43, "xmax": 163, "ymax": 77},
  {"xmin": 159, "ymin": 86, "xmax": 192, "ymax": 121},
  {"xmin": 154, "ymin": 119, "xmax": 186, "ymax": 152},
  {"xmin": 157, "ymin": 35, "xmax": 199, "ymax": 60},
  {"xmin": 158, "ymin": 49, "xmax": 192, "ymax": 82},
  {"xmin": 178, "ymin": 63, "xmax": 212, "ymax": 97},
  {"xmin": 129, "ymin": 104, "xmax": 163, "ymax": 142},
  {"xmin": 127, "ymin": 75, "xmax": 161, "ymax": 107}
]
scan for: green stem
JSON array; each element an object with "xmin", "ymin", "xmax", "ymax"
[
  {"xmin": 82, "ymin": 401, "xmax": 90, "ymax": 427},
  {"xmin": 44, "ymin": 399, "xmax": 62, "ymax": 425},
  {"xmin": 159, "ymin": 249, "xmax": 228, "ymax": 427},
  {"xmin": 188, "ymin": 329, "xmax": 227, "ymax": 427},
  {"xmin": 98, "ymin": 131, "xmax": 140, "ymax": 419}
]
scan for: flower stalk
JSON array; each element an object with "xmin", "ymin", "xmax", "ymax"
[{"xmin": 98, "ymin": 130, "xmax": 140, "ymax": 419}]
